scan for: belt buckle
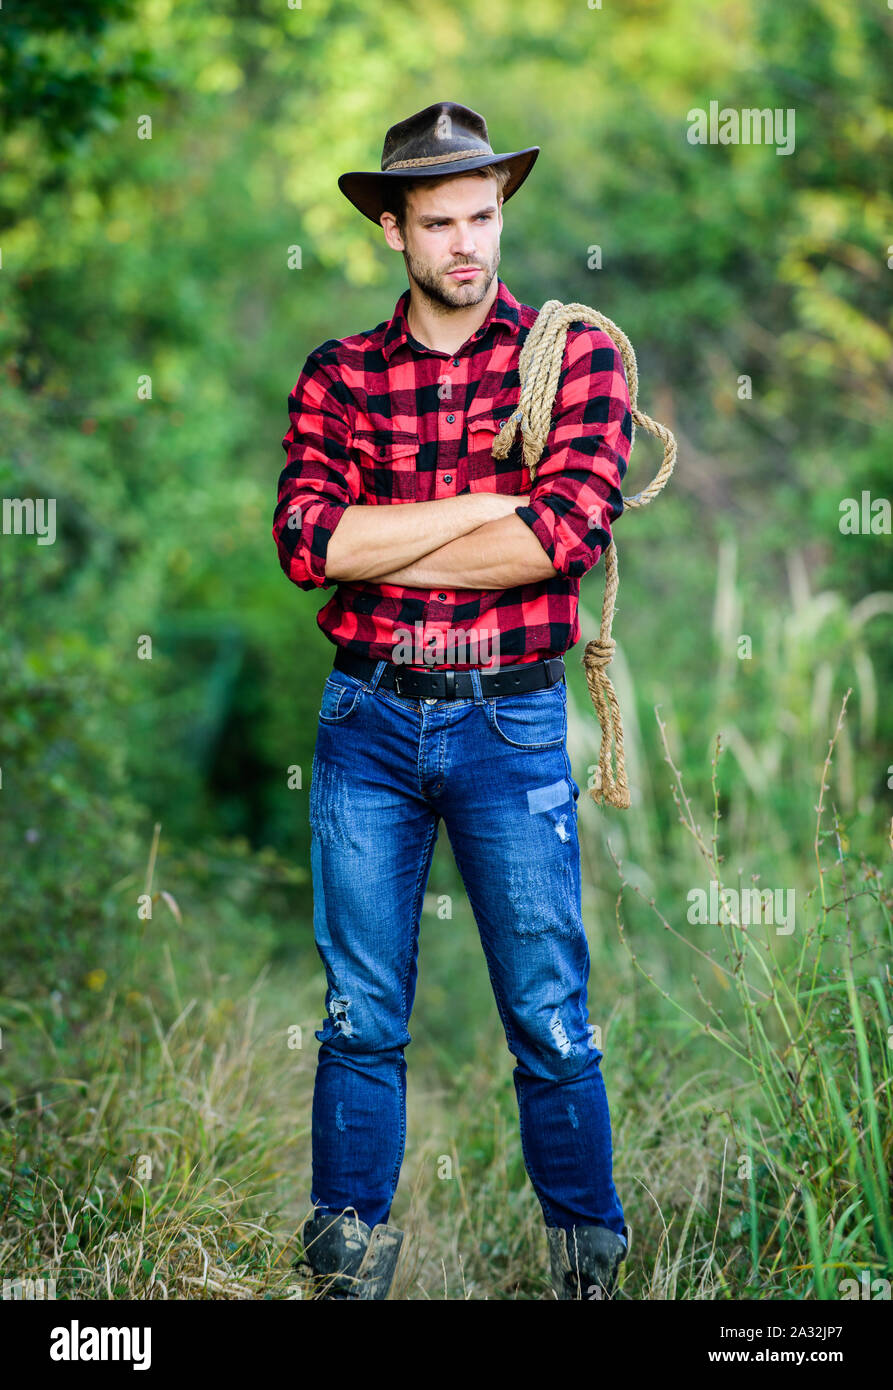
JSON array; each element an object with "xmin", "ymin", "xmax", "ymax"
[{"xmin": 393, "ymin": 670, "xmax": 405, "ymax": 696}]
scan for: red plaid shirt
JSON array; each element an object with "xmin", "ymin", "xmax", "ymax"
[{"xmin": 273, "ymin": 276, "xmax": 631, "ymax": 668}]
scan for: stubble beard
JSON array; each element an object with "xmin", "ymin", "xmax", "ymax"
[{"xmin": 403, "ymin": 241, "xmax": 500, "ymax": 313}]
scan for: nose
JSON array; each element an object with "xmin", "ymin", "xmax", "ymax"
[{"xmin": 450, "ymin": 223, "xmax": 478, "ymax": 259}]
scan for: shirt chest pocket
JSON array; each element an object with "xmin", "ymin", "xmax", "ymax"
[
  {"xmin": 351, "ymin": 429, "xmax": 420, "ymax": 504},
  {"xmin": 466, "ymin": 399, "xmax": 527, "ymax": 495}
]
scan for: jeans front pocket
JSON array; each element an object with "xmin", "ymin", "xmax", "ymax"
[
  {"xmin": 486, "ymin": 679, "xmax": 567, "ymax": 750},
  {"xmin": 318, "ymin": 672, "xmax": 365, "ymax": 725}
]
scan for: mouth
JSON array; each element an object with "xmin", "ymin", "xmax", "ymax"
[{"xmin": 446, "ymin": 266, "xmax": 481, "ymax": 281}]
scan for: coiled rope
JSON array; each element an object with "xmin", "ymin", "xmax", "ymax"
[{"xmin": 491, "ymin": 301, "xmax": 677, "ymax": 809}]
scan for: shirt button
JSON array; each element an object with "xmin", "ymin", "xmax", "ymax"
[
  {"xmin": 443, "ymin": 473, "xmax": 452, "ymax": 484},
  {"xmin": 446, "ymin": 413, "xmax": 455, "ymax": 423},
  {"xmin": 437, "ymin": 593, "xmax": 447, "ymax": 601},
  {"xmin": 452, "ymin": 358, "xmax": 460, "ymax": 367}
]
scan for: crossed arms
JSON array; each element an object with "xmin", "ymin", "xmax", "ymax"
[
  {"xmin": 273, "ymin": 326, "xmax": 632, "ymax": 594},
  {"xmin": 325, "ymin": 492, "xmax": 557, "ymax": 590}
]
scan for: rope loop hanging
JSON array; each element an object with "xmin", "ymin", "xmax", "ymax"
[{"xmin": 491, "ymin": 301, "xmax": 677, "ymax": 809}]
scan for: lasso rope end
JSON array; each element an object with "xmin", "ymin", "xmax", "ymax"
[
  {"xmin": 491, "ymin": 409, "xmax": 523, "ymax": 460},
  {"xmin": 589, "ymin": 782, "xmax": 632, "ymax": 810}
]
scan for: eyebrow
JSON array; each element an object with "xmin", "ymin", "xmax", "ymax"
[{"xmin": 416, "ymin": 205, "xmax": 498, "ymax": 225}]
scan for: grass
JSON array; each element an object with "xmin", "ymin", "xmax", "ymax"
[{"xmin": 607, "ymin": 691, "xmax": 892, "ymax": 1298}]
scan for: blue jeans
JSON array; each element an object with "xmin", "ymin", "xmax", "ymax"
[{"xmin": 308, "ymin": 659, "xmax": 625, "ymax": 1240}]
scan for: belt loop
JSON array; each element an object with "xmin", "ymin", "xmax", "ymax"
[
  {"xmin": 443, "ymin": 669, "xmax": 456, "ymax": 700},
  {"xmin": 469, "ymin": 668, "xmax": 484, "ymax": 706},
  {"xmin": 368, "ymin": 659, "xmax": 389, "ymax": 693}
]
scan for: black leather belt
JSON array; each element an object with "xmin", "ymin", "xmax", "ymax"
[{"xmin": 333, "ymin": 649, "xmax": 565, "ymax": 700}]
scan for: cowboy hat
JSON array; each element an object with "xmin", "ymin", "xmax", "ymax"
[{"xmin": 338, "ymin": 101, "xmax": 539, "ymax": 224}]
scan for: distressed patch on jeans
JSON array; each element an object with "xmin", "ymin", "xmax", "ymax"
[
  {"xmin": 526, "ymin": 779, "xmax": 570, "ymax": 815},
  {"xmin": 549, "ymin": 1008, "xmax": 575, "ymax": 1057},
  {"xmin": 311, "ymin": 760, "xmax": 365, "ymax": 852},
  {"xmin": 506, "ymin": 856, "xmax": 582, "ymax": 938},
  {"xmin": 328, "ymin": 993, "xmax": 353, "ymax": 1038}
]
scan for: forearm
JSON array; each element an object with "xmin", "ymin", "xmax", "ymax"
[
  {"xmin": 325, "ymin": 492, "xmax": 516, "ymax": 582},
  {"xmin": 372, "ymin": 514, "xmax": 558, "ymax": 590}
]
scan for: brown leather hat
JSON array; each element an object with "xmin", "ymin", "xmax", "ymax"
[{"xmin": 338, "ymin": 101, "xmax": 539, "ymax": 224}]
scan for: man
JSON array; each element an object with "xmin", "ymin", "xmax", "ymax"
[{"xmin": 273, "ymin": 101, "xmax": 632, "ymax": 1301}]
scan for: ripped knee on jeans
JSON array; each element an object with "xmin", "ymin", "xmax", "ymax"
[
  {"xmin": 315, "ymin": 991, "xmax": 354, "ymax": 1044},
  {"xmin": 328, "ymin": 993, "xmax": 353, "ymax": 1037}
]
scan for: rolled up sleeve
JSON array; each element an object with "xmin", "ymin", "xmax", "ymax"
[
  {"xmin": 514, "ymin": 326, "xmax": 632, "ymax": 579},
  {"xmin": 272, "ymin": 352, "xmax": 360, "ymax": 591}
]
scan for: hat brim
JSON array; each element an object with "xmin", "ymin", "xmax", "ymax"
[{"xmin": 338, "ymin": 147, "xmax": 539, "ymax": 224}]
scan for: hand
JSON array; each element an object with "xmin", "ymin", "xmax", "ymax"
[{"xmin": 472, "ymin": 490, "xmax": 531, "ymax": 523}]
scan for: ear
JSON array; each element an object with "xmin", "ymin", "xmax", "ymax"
[{"xmin": 380, "ymin": 212, "xmax": 406, "ymax": 251}]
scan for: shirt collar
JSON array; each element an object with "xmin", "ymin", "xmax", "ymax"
[{"xmin": 381, "ymin": 275, "xmax": 522, "ymax": 362}]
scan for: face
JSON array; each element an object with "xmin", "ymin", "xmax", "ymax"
[{"xmin": 380, "ymin": 174, "xmax": 503, "ymax": 310}]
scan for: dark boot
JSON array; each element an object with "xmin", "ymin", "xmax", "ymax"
[
  {"xmin": 546, "ymin": 1222, "xmax": 631, "ymax": 1300},
  {"xmin": 299, "ymin": 1209, "xmax": 404, "ymax": 1300}
]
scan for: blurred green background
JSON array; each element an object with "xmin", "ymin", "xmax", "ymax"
[{"xmin": 0, "ymin": 0, "xmax": 891, "ymax": 1300}]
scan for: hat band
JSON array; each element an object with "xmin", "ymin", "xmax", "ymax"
[{"xmin": 384, "ymin": 148, "xmax": 494, "ymax": 171}]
